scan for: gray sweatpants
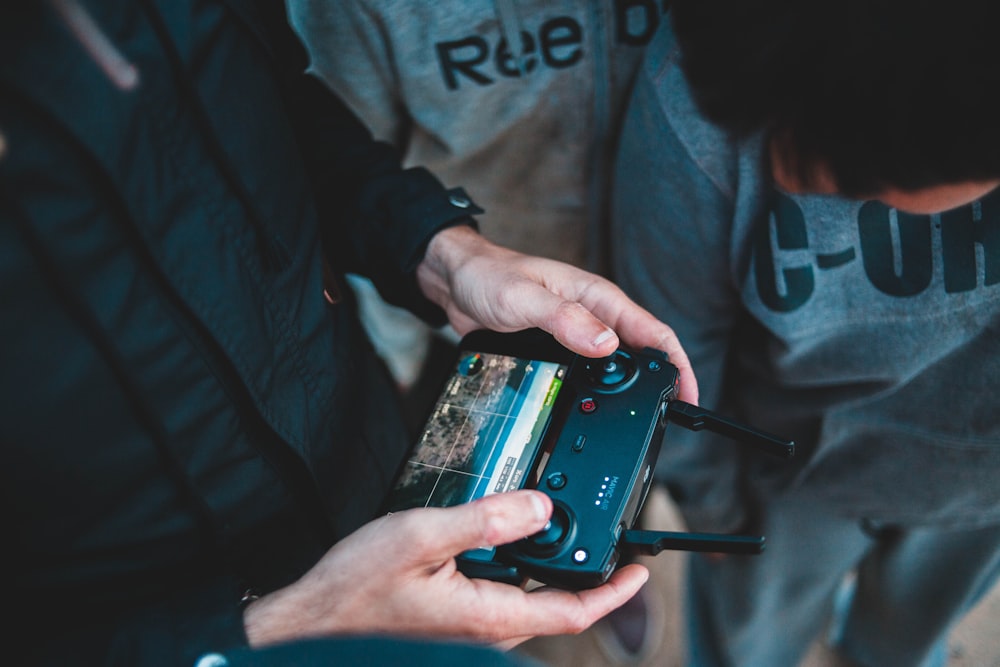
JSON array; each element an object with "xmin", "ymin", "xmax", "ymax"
[{"xmin": 682, "ymin": 487, "xmax": 1000, "ymax": 667}]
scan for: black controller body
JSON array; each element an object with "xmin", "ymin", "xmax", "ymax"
[
  {"xmin": 488, "ymin": 336, "xmax": 676, "ymax": 590},
  {"xmin": 383, "ymin": 328, "xmax": 794, "ymax": 591}
]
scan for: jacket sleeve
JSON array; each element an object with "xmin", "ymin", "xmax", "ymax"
[
  {"xmin": 261, "ymin": 0, "xmax": 480, "ymax": 321},
  {"xmin": 17, "ymin": 574, "xmax": 251, "ymax": 666},
  {"xmin": 611, "ymin": 29, "xmax": 751, "ymax": 533}
]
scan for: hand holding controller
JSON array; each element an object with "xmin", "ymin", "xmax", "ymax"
[{"xmin": 384, "ymin": 329, "xmax": 794, "ymax": 591}]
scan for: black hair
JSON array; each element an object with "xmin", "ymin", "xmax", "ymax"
[{"xmin": 670, "ymin": 0, "xmax": 1000, "ymax": 196}]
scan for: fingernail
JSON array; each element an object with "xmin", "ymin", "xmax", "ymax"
[
  {"xmin": 529, "ymin": 493, "xmax": 549, "ymax": 522},
  {"xmin": 592, "ymin": 328, "xmax": 616, "ymax": 347}
]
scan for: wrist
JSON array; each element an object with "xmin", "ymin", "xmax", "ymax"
[
  {"xmin": 416, "ymin": 225, "xmax": 484, "ymax": 310},
  {"xmin": 242, "ymin": 587, "xmax": 304, "ymax": 648}
]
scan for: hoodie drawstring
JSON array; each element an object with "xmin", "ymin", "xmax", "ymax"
[
  {"xmin": 47, "ymin": 0, "xmax": 140, "ymax": 91},
  {"xmin": 494, "ymin": 0, "xmax": 528, "ymax": 77}
]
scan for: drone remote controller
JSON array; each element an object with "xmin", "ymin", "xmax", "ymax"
[{"xmin": 383, "ymin": 329, "xmax": 794, "ymax": 590}]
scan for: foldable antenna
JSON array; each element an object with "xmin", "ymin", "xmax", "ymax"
[
  {"xmin": 666, "ymin": 401, "xmax": 795, "ymax": 460},
  {"xmin": 621, "ymin": 529, "xmax": 765, "ymax": 556},
  {"xmin": 617, "ymin": 400, "xmax": 791, "ymax": 559}
]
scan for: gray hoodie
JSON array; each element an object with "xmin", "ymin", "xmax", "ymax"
[
  {"xmin": 613, "ymin": 17, "xmax": 1000, "ymax": 533},
  {"xmin": 289, "ymin": 0, "xmax": 670, "ymax": 272}
]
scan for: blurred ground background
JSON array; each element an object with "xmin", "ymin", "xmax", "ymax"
[{"xmin": 513, "ymin": 486, "xmax": 1000, "ymax": 667}]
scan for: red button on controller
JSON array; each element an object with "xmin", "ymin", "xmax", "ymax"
[{"xmin": 580, "ymin": 397, "xmax": 597, "ymax": 413}]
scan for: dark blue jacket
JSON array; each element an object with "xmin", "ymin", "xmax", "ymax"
[{"xmin": 0, "ymin": 1, "xmax": 481, "ymax": 663}]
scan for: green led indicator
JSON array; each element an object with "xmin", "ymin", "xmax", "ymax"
[{"xmin": 544, "ymin": 377, "xmax": 563, "ymax": 407}]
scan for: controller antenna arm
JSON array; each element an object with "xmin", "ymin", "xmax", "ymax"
[
  {"xmin": 666, "ymin": 401, "xmax": 795, "ymax": 460},
  {"xmin": 621, "ymin": 529, "xmax": 765, "ymax": 556}
]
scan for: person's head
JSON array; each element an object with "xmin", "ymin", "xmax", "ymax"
[{"xmin": 670, "ymin": 0, "xmax": 1000, "ymax": 213}]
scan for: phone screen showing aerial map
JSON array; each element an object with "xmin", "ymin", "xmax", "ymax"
[{"xmin": 385, "ymin": 351, "xmax": 568, "ymax": 514}]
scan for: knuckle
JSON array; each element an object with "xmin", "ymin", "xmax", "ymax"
[
  {"xmin": 564, "ymin": 608, "xmax": 592, "ymax": 635},
  {"xmin": 395, "ymin": 513, "xmax": 435, "ymax": 551},
  {"xmin": 480, "ymin": 618, "xmax": 508, "ymax": 643},
  {"xmin": 408, "ymin": 530, "xmax": 436, "ymax": 554},
  {"xmin": 475, "ymin": 502, "xmax": 508, "ymax": 546},
  {"xmin": 493, "ymin": 286, "xmax": 522, "ymax": 318},
  {"xmin": 548, "ymin": 299, "xmax": 586, "ymax": 329},
  {"xmin": 558, "ymin": 299, "xmax": 587, "ymax": 318},
  {"xmin": 534, "ymin": 601, "xmax": 589, "ymax": 636}
]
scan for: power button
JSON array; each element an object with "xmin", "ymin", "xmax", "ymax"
[{"xmin": 580, "ymin": 397, "xmax": 597, "ymax": 413}]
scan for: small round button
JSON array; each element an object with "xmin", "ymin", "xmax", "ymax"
[
  {"xmin": 546, "ymin": 472, "xmax": 567, "ymax": 490},
  {"xmin": 449, "ymin": 194, "xmax": 471, "ymax": 208},
  {"xmin": 195, "ymin": 655, "xmax": 230, "ymax": 667},
  {"xmin": 647, "ymin": 360, "xmax": 662, "ymax": 372},
  {"xmin": 572, "ymin": 549, "xmax": 590, "ymax": 564},
  {"xmin": 580, "ymin": 397, "xmax": 597, "ymax": 413}
]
